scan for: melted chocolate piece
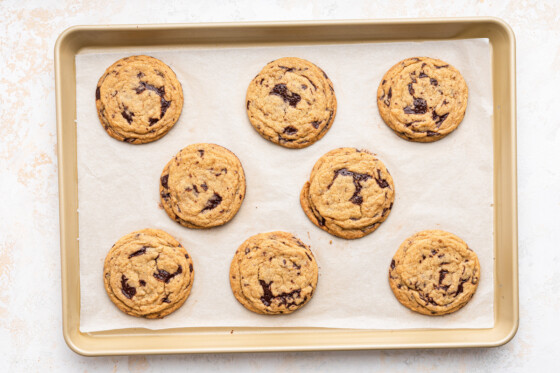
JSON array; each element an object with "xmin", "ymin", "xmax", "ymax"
[
  {"xmin": 201, "ymin": 193, "xmax": 222, "ymax": 213},
  {"xmin": 134, "ymin": 81, "xmax": 171, "ymax": 118},
  {"xmin": 162, "ymin": 296, "xmax": 171, "ymax": 303},
  {"xmin": 374, "ymin": 169, "xmax": 389, "ymax": 188},
  {"xmin": 419, "ymin": 72, "xmax": 428, "ymax": 78},
  {"xmin": 148, "ymin": 118, "xmax": 159, "ymax": 126},
  {"xmin": 193, "ymin": 185, "xmax": 199, "ymax": 194},
  {"xmin": 121, "ymin": 275, "xmax": 136, "ymax": 299},
  {"xmin": 200, "ymin": 182, "xmax": 208, "ymax": 191},
  {"xmin": 432, "ymin": 111, "xmax": 449, "ymax": 127},
  {"xmin": 403, "ymin": 98, "xmax": 427, "ymax": 114},
  {"xmin": 391, "ymin": 259, "xmax": 396, "ymax": 269},
  {"xmin": 278, "ymin": 65, "xmax": 295, "ymax": 72},
  {"xmin": 311, "ymin": 121, "xmax": 320, "ymax": 129},
  {"xmin": 123, "ymin": 137, "xmax": 136, "ymax": 143},
  {"xmin": 270, "ymin": 84, "xmax": 301, "ymax": 107},
  {"xmin": 328, "ymin": 168, "xmax": 372, "ymax": 205},
  {"xmin": 301, "ymin": 75, "xmax": 317, "ymax": 90},
  {"xmin": 430, "ymin": 78, "xmax": 438, "ymax": 86},
  {"xmin": 434, "ymin": 64, "xmax": 449, "ymax": 69},
  {"xmin": 128, "ymin": 246, "xmax": 147, "ymax": 259},
  {"xmin": 153, "ymin": 265, "xmax": 182, "ymax": 283},
  {"xmin": 439, "ymin": 269, "xmax": 449, "ymax": 285},
  {"xmin": 259, "ymin": 280, "xmax": 302, "ymax": 308},
  {"xmin": 137, "ymin": 72, "xmax": 145, "ymax": 78},
  {"xmin": 427, "ymin": 131, "xmax": 438, "ymax": 137},
  {"xmin": 189, "ymin": 263, "xmax": 193, "ymax": 272},
  {"xmin": 139, "ymin": 280, "xmax": 146, "ymax": 286},
  {"xmin": 95, "ymin": 86, "xmax": 100, "ymax": 100},
  {"xmin": 384, "ymin": 87, "xmax": 392, "ymax": 106},
  {"xmin": 121, "ymin": 106, "xmax": 135, "ymax": 124},
  {"xmin": 382, "ymin": 202, "xmax": 394, "ymax": 216},
  {"xmin": 283, "ymin": 126, "xmax": 298, "ymax": 135},
  {"xmin": 161, "ymin": 174, "xmax": 169, "ymax": 189},
  {"xmin": 198, "ymin": 149, "xmax": 204, "ymax": 157},
  {"xmin": 246, "ymin": 100, "xmax": 250, "ymax": 110}
]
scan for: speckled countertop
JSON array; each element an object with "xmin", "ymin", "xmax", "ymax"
[{"xmin": 1, "ymin": 0, "xmax": 559, "ymax": 371}]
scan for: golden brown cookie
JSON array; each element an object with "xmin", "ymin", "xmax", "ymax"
[
  {"xmin": 300, "ymin": 147, "xmax": 395, "ymax": 239},
  {"xmin": 103, "ymin": 229, "xmax": 194, "ymax": 318},
  {"xmin": 377, "ymin": 57, "xmax": 468, "ymax": 142},
  {"xmin": 96, "ymin": 55, "xmax": 183, "ymax": 144},
  {"xmin": 246, "ymin": 57, "xmax": 337, "ymax": 148},
  {"xmin": 160, "ymin": 143, "xmax": 246, "ymax": 229},
  {"xmin": 389, "ymin": 230, "xmax": 480, "ymax": 316},
  {"xmin": 229, "ymin": 231, "xmax": 318, "ymax": 315}
]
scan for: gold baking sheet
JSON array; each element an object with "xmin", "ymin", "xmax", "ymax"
[{"xmin": 55, "ymin": 18, "xmax": 517, "ymax": 355}]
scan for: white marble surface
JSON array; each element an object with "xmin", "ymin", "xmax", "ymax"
[{"xmin": 1, "ymin": 0, "xmax": 559, "ymax": 371}]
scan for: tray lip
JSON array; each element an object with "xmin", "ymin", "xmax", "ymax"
[{"xmin": 55, "ymin": 17, "xmax": 517, "ymax": 356}]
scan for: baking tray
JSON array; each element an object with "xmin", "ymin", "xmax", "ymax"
[{"xmin": 55, "ymin": 18, "xmax": 517, "ymax": 355}]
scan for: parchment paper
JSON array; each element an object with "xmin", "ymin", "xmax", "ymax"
[{"xmin": 76, "ymin": 39, "xmax": 493, "ymax": 332}]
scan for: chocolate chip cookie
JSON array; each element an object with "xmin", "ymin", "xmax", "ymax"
[
  {"xmin": 300, "ymin": 147, "xmax": 395, "ymax": 239},
  {"xmin": 377, "ymin": 57, "xmax": 468, "ymax": 142},
  {"xmin": 96, "ymin": 55, "xmax": 183, "ymax": 144},
  {"xmin": 389, "ymin": 230, "xmax": 480, "ymax": 316},
  {"xmin": 160, "ymin": 143, "xmax": 246, "ymax": 229},
  {"xmin": 246, "ymin": 57, "xmax": 337, "ymax": 148},
  {"xmin": 229, "ymin": 231, "xmax": 318, "ymax": 315},
  {"xmin": 103, "ymin": 229, "xmax": 194, "ymax": 318}
]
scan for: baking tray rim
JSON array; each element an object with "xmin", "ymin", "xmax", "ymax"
[{"xmin": 55, "ymin": 17, "xmax": 518, "ymax": 356}]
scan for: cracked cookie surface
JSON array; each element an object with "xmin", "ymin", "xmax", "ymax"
[
  {"xmin": 160, "ymin": 143, "xmax": 246, "ymax": 229},
  {"xmin": 96, "ymin": 55, "xmax": 183, "ymax": 144},
  {"xmin": 377, "ymin": 57, "xmax": 468, "ymax": 142},
  {"xmin": 229, "ymin": 231, "xmax": 318, "ymax": 315},
  {"xmin": 246, "ymin": 57, "xmax": 337, "ymax": 148},
  {"xmin": 300, "ymin": 147, "xmax": 395, "ymax": 239},
  {"xmin": 103, "ymin": 229, "xmax": 194, "ymax": 318},
  {"xmin": 389, "ymin": 230, "xmax": 480, "ymax": 316}
]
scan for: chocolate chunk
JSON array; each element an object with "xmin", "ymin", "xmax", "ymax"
[
  {"xmin": 328, "ymin": 168, "xmax": 372, "ymax": 205},
  {"xmin": 200, "ymin": 182, "xmax": 208, "ymax": 191},
  {"xmin": 403, "ymin": 98, "xmax": 427, "ymax": 114},
  {"xmin": 283, "ymin": 126, "xmax": 298, "ymax": 135},
  {"xmin": 162, "ymin": 296, "xmax": 171, "ymax": 303},
  {"xmin": 128, "ymin": 246, "xmax": 147, "ymax": 259},
  {"xmin": 374, "ymin": 169, "xmax": 389, "ymax": 188},
  {"xmin": 198, "ymin": 149, "xmax": 204, "ymax": 157},
  {"xmin": 427, "ymin": 131, "xmax": 438, "ymax": 137},
  {"xmin": 137, "ymin": 72, "xmax": 145, "ymax": 78},
  {"xmin": 434, "ymin": 64, "xmax": 449, "ymax": 69},
  {"xmin": 310, "ymin": 121, "xmax": 321, "ymax": 129},
  {"xmin": 120, "ymin": 275, "xmax": 136, "ymax": 299},
  {"xmin": 301, "ymin": 75, "xmax": 317, "ymax": 90},
  {"xmin": 439, "ymin": 269, "xmax": 449, "ymax": 285},
  {"xmin": 259, "ymin": 279, "xmax": 302, "ymax": 308},
  {"xmin": 161, "ymin": 174, "xmax": 169, "ymax": 189},
  {"xmin": 430, "ymin": 78, "xmax": 438, "ymax": 86},
  {"xmin": 419, "ymin": 72, "xmax": 428, "ymax": 78},
  {"xmin": 382, "ymin": 79, "xmax": 386, "ymax": 85},
  {"xmin": 184, "ymin": 253, "xmax": 189, "ymax": 259},
  {"xmin": 193, "ymin": 185, "xmax": 199, "ymax": 194},
  {"xmin": 391, "ymin": 259, "xmax": 395, "ymax": 269},
  {"xmin": 95, "ymin": 86, "xmax": 100, "ymax": 100},
  {"xmin": 160, "ymin": 97, "xmax": 171, "ymax": 118},
  {"xmin": 301, "ymin": 84, "xmax": 307, "ymax": 90},
  {"xmin": 189, "ymin": 264, "xmax": 193, "ymax": 272},
  {"xmin": 121, "ymin": 106, "xmax": 135, "ymax": 124},
  {"xmin": 270, "ymin": 84, "xmax": 301, "ymax": 107},
  {"xmin": 322, "ymin": 70, "xmax": 329, "ymax": 79},
  {"xmin": 432, "ymin": 111, "xmax": 449, "ymax": 127},
  {"xmin": 124, "ymin": 138, "xmax": 136, "ymax": 143},
  {"xmin": 245, "ymin": 248, "xmax": 250, "ymax": 254},
  {"xmin": 278, "ymin": 65, "xmax": 295, "ymax": 72},
  {"xmin": 153, "ymin": 265, "xmax": 182, "ymax": 283},
  {"xmin": 382, "ymin": 202, "xmax": 393, "ymax": 216},
  {"xmin": 201, "ymin": 193, "xmax": 222, "ymax": 213},
  {"xmin": 139, "ymin": 280, "xmax": 146, "ymax": 286},
  {"xmin": 384, "ymin": 87, "xmax": 392, "ymax": 106},
  {"xmin": 246, "ymin": 100, "xmax": 250, "ymax": 110},
  {"xmin": 305, "ymin": 253, "xmax": 312, "ymax": 261},
  {"xmin": 148, "ymin": 118, "xmax": 159, "ymax": 126},
  {"xmin": 408, "ymin": 82, "xmax": 415, "ymax": 95}
]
